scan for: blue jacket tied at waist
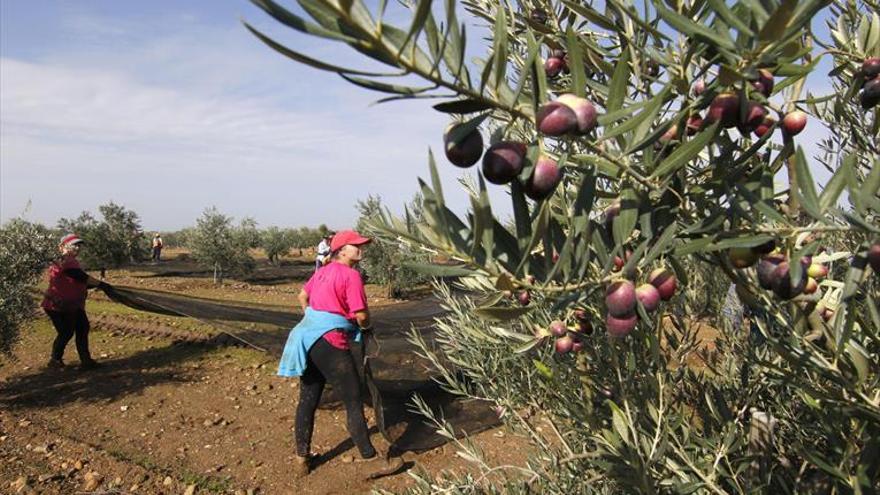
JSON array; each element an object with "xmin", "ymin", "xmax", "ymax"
[{"xmin": 278, "ymin": 307, "xmax": 362, "ymax": 377}]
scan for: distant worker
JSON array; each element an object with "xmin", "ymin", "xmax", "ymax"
[
  {"xmin": 41, "ymin": 234, "xmax": 111, "ymax": 371},
  {"xmin": 314, "ymin": 233, "xmax": 333, "ymax": 271},
  {"xmin": 151, "ymin": 233, "xmax": 163, "ymax": 263},
  {"xmin": 278, "ymin": 230, "xmax": 399, "ymax": 477}
]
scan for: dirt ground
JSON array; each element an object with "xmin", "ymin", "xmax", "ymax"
[{"xmin": 0, "ymin": 250, "xmax": 529, "ymax": 494}]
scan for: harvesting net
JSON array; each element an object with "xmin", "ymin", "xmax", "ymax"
[{"xmin": 101, "ymin": 285, "xmax": 499, "ymax": 453}]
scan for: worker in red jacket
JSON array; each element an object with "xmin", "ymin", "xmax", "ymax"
[{"xmin": 41, "ymin": 234, "xmax": 110, "ymax": 370}]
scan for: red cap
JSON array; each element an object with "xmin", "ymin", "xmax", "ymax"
[
  {"xmin": 330, "ymin": 230, "xmax": 371, "ymax": 252},
  {"xmin": 60, "ymin": 234, "xmax": 84, "ymax": 247}
]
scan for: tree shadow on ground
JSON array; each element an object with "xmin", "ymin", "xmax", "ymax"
[{"xmin": 0, "ymin": 342, "xmax": 209, "ymax": 411}]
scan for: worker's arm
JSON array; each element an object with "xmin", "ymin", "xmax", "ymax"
[
  {"xmin": 354, "ymin": 310, "xmax": 371, "ymax": 331},
  {"xmin": 298, "ymin": 289, "xmax": 309, "ymax": 312},
  {"xmin": 64, "ymin": 268, "xmax": 108, "ymax": 290}
]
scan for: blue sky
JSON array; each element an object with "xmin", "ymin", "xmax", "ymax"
[{"xmin": 1, "ymin": 1, "xmax": 836, "ymax": 231}]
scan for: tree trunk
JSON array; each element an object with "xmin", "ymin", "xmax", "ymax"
[{"xmin": 213, "ymin": 263, "xmax": 221, "ymax": 284}]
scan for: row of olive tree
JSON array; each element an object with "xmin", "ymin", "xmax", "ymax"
[
  {"xmin": 0, "ymin": 202, "xmax": 333, "ymax": 356},
  {"xmin": 260, "ymin": 224, "xmax": 333, "ymax": 264}
]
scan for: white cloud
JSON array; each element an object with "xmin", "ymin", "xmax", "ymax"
[
  {"xmin": 0, "ymin": 50, "xmax": 504, "ymax": 229},
  {"xmin": 1, "ymin": 58, "xmax": 345, "ymax": 152}
]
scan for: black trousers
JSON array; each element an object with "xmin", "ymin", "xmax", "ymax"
[
  {"xmin": 45, "ymin": 309, "xmax": 92, "ymax": 362},
  {"xmin": 295, "ymin": 337, "xmax": 376, "ymax": 458}
]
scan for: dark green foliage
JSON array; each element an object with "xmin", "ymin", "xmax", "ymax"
[
  {"xmin": 260, "ymin": 226, "xmax": 296, "ymax": 265},
  {"xmin": 0, "ymin": 219, "xmax": 56, "ymax": 355},
  {"xmin": 57, "ymin": 202, "xmax": 147, "ymax": 272},
  {"xmin": 186, "ymin": 207, "xmax": 257, "ymax": 284},
  {"xmin": 356, "ymin": 194, "xmax": 430, "ymax": 298}
]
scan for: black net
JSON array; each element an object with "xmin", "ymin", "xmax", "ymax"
[{"xmin": 101, "ymin": 285, "xmax": 499, "ymax": 452}]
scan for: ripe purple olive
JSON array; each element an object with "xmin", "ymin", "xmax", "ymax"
[
  {"xmin": 544, "ymin": 57, "xmax": 565, "ymax": 78},
  {"xmin": 753, "ymin": 117, "xmax": 775, "ymax": 138},
  {"xmin": 556, "ymin": 94, "xmax": 598, "ymax": 134},
  {"xmin": 604, "ymin": 200, "xmax": 621, "ymax": 229},
  {"xmin": 606, "ymin": 313, "xmax": 637, "ymax": 337},
  {"xmin": 648, "ymin": 268, "xmax": 678, "ymax": 301},
  {"xmin": 610, "ymin": 250, "xmax": 635, "ymax": 276},
  {"xmin": 757, "ymin": 253, "xmax": 786, "ymax": 289},
  {"xmin": 862, "ymin": 79, "xmax": 880, "ymax": 109},
  {"xmin": 605, "ymin": 280, "xmax": 637, "ymax": 317},
  {"xmin": 868, "ymin": 243, "xmax": 880, "ymax": 273},
  {"xmin": 737, "ymin": 101, "xmax": 768, "ymax": 134},
  {"xmin": 693, "ymin": 78, "xmax": 706, "ymax": 96},
  {"xmin": 782, "ymin": 111, "xmax": 808, "ymax": 136},
  {"xmin": 555, "ymin": 335, "xmax": 574, "ymax": 354},
  {"xmin": 537, "ymin": 101, "xmax": 578, "ymax": 136},
  {"xmin": 443, "ymin": 123, "xmax": 483, "ymax": 168},
  {"xmin": 482, "ymin": 141, "xmax": 526, "ymax": 185},
  {"xmin": 862, "ymin": 57, "xmax": 880, "ymax": 80},
  {"xmin": 705, "ymin": 93, "xmax": 740, "ymax": 128},
  {"xmin": 549, "ymin": 319, "xmax": 567, "ymax": 337},
  {"xmin": 751, "ymin": 69, "xmax": 774, "ymax": 97},
  {"xmin": 529, "ymin": 8, "xmax": 548, "ymax": 24},
  {"xmin": 686, "ymin": 115, "xmax": 703, "ymax": 136},
  {"xmin": 635, "ymin": 283, "xmax": 661, "ymax": 312},
  {"xmin": 523, "ymin": 156, "xmax": 563, "ymax": 201},
  {"xmin": 771, "ymin": 259, "xmax": 810, "ymax": 300},
  {"xmin": 517, "ymin": 290, "xmax": 531, "ymax": 306},
  {"xmin": 571, "ymin": 339, "xmax": 584, "ymax": 353}
]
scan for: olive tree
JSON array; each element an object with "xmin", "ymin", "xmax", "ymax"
[
  {"xmin": 0, "ymin": 219, "xmax": 57, "ymax": 356},
  {"xmin": 355, "ymin": 194, "xmax": 431, "ymax": 297},
  {"xmin": 249, "ymin": 0, "xmax": 879, "ymax": 492},
  {"xmin": 261, "ymin": 226, "xmax": 297, "ymax": 265},
  {"xmin": 186, "ymin": 207, "xmax": 257, "ymax": 284},
  {"xmin": 57, "ymin": 201, "xmax": 147, "ymax": 275}
]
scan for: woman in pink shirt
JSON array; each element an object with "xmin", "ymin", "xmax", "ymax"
[{"xmin": 292, "ymin": 230, "xmax": 388, "ymax": 477}]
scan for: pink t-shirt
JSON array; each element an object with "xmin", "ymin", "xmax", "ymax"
[{"xmin": 303, "ymin": 262, "xmax": 368, "ymax": 350}]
